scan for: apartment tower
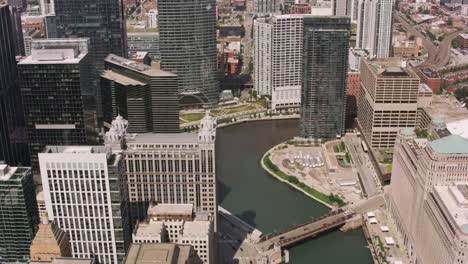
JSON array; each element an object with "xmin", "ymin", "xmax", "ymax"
[{"xmin": 300, "ymin": 16, "xmax": 350, "ymax": 139}]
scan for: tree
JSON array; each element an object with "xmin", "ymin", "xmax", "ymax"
[
  {"xmin": 454, "ymin": 87, "xmax": 468, "ymax": 100},
  {"xmin": 438, "ymin": 35, "xmax": 445, "ymax": 42},
  {"xmin": 448, "ymin": 17, "xmax": 453, "ymax": 26}
]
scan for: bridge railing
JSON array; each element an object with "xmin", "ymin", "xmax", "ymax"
[{"xmin": 257, "ymin": 208, "xmax": 347, "ymax": 242}]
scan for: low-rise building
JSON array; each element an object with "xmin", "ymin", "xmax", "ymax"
[
  {"xmin": 30, "ymin": 216, "xmax": 72, "ymax": 262},
  {"xmin": 290, "ymin": 3, "xmax": 311, "ymax": 14},
  {"xmin": 415, "ymin": 67, "xmax": 441, "ymax": 92},
  {"xmin": 457, "ymin": 33, "xmax": 468, "ymax": 49},
  {"xmin": 393, "ymin": 40, "xmax": 419, "ymax": 57},
  {"xmin": 124, "ymin": 243, "xmax": 202, "ymax": 264},
  {"xmin": 132, "ymin": 203, "xmax": 214, "ymax": 264}
]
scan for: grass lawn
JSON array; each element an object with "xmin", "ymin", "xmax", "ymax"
[
  {"xmin": 263, "ymin": 154, "xmax": 346, "ymax": 207},
  {"xmin": 181, "ymin": 113, "xmax": 204, "ymax": 122}
]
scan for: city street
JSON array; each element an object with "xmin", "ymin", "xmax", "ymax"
[{"xmin": 343, "ymin": 134, "xmax": 381, "ymax": 197}]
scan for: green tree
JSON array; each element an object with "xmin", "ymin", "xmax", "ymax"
[
  {"xmin": 448, "ymin": 17, "xmax": 453, "ymax": 26},
  {"xmin": 454, "ymin": 87, "xmax": 468, "ymax": 100}
]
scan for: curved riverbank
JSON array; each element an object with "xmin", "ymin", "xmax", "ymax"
[
  {"xmin": 217, "ymin": 119, "xmax": 373, "ymax": 263},
  {"xmin": 260, "ymin": 143, "xmax": 336, "ymax": 209}
]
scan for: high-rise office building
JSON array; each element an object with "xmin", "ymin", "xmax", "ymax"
[
  {"xmin": 101, "ymin": 54, "xmax": 179, "ymax": 133},
  {"xmin": 253, "ymin": 0, "xmax": 281, "ymax": 14},
  {"xmin": 51, "ymin": 0, "xmax": 126, "ymax": 67},
  {"xmin": 254, "ymin": 15, "xmax": 303, "ymax": 112},
  {"xmin": 127, "ymin": 32, "xmax": 160, "ymax": 61},
  {"xmin": 104, "ymin": 114, "xmax": 217, "ymax": 227},
  {"xmin": 18, "ymin": 38, "xmax": 97, "ymax": 170},
  {"xmin": 356, "ymin": 0, "xmax": 394, "ymax": 58},
  {"xmin": 300, "ymin": 16, "xmax": 350, "ymax": 139},
  {"xmin": 9, "ymin": 5, "xmax": 25, "ymax": 56},
  {"xmin": 0, "ymin": 164, "xmax": 38, "ymax": 263},
  {"xmin": 39, "ymin": 146, "xmax": 131, "ymax": 264},
  {"xmin": 158, "ymin": 0, "xmax": 219, "ymax": 106},
  {"xmin": 0, "ymin": 2, "xmax": 28, "ymax": 166},
  {"xmin": 51, "ymin": 0, "xmax": 126, "ymax": 117},
  {"xmin": 388, "ymin": 127, "xmax": 468, "ymax": 264},
  {"xmin": 357, "ymin": 59, "xmax": 420, "ymax": 148}
]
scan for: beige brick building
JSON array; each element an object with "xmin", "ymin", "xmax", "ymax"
[
  {"xmin": 388, "ymin": 128, "xmax": 468, "ymax": 264},
  {"xmin": 357, "ymin": 58, "xmax": 420, "ymax": 148}
]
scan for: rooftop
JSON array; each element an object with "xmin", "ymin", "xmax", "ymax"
[
  {"xmin": 446, "ymin": 118, "xmax": 468, "ymax": 140},
  {"xmin": 423, "ymin": 95, "xmax": 468, "ymax": 124},
  {"xmin": 31, "ymin": 258, "xmax": 95, "ymax": 264},
  {"xmin": 124, "ymin": 243, "xmax": 194, "ymax": 264},
  {"xmin": 434, "ymin": 185, "xmax": 468, "ymax": 235},
  {"xmin": 105, "ymin": 54, "xmax": 175, "ymax": 77},
  {"xmin": 126, "ymin": 133, "xmax": 198, "ymax": 145},
  {"xmin": 181, "ymin": 221, "xmax": 211, "ymax": 237},
  {"xmin": 366, "ymin": 59, "xmax": 417, "ymax": 78},
  {"xmin": 101, "ymin": 70, "xmax": 147, "ymax": 86},
  {"xmin": 134, "ymin": 221, "xmax": 165, "ymax": 237},
  {"xmin": 429, "ymin": 135, "xmax": 468, "ymax": 154},
  {"xmin": 148, "ymin": 204, "xmax": 194, "ymax": 216},
  {"xmin": 42, "ymin": 146, "xmax": 115, "ymax": 163}
]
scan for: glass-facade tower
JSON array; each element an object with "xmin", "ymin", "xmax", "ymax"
[
  {"xmin": 0, "ymin": 165, "xmax": 39, "ymax": 263},
  {"xmin": 50, "ymin": 0, "xmax": 126, "ymax": 117},
  {"xmin": 300, "ymin": 16, "xmax": 350, "ymax": 139},
  {"xmin": 0, "ymin": 3, "xmax": 29, "ymax": 166},
  {"xmin": 158, "ymin": 0, "xmax": 219, "ymax": 106},
  {"xmin": 18, "ymin": 39, "xmax": 94, "ymax": 171}
]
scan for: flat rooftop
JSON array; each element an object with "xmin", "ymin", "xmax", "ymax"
[
  {"xmin": 124, "ymin": 243, "xmax": 193, "ymax": 264},
  {"xmin": 105, "ymin": 54, "xmax": 175, "ymax": 77},
  {"xmin": 31, "ymin": 258, "xmax": 95, "ymax": 264},
  {"xmin": 423, "ymin": 95, "xmax": 468, "ymax": 124},
  {"xmin": 101, "ymin": 70, "xmax": 147, "ymax": 86},
  {"xmin": 42, "ymin": 146, "xmax": 115, "ymax": 162},
  {"xmin": 126, "ymin": 133, "xmax": 198, "ymax": 145},
  {"xmin": 446, "ymin": 118, "xmax": 468, "ymax": 140},
  {"xmin": 134, "ymin": 221, "xmax": 165, "ymax": 237},
  {"xmin": 366, "ymin": 58, "xmax": 417, "ymax": 78},
  {"xmin": 148, "ymin": 204, "xmax": 194, "ymax": 216},
  {"xmin": 434, "ymin": 185, "xmax": 468, "ymax": 235},
  {"xmin": 181, "ymin": 221, "xmax": 211, "ymax": 237}
]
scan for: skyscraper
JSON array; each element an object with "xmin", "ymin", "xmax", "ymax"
[
  {"xmin": 356, "ymin": 0, "xmax": 394, "ymax": 58},
  {"xmin": 158, "ymin": 0, "xmax": 219, "ymax": 106},
  {"xmin": 388, "ymin": 127, "xmax": 468, "ymax": 264},
  {"xmin": 0, "ymin": 2, "xmax": 28, "ymax": 166},
  {"xmin": 300, "ymin": 16, "xmax": 350, "ymax": 139},
  {"xmin": 39, "ymin": 146, "xmax": 131, "ymax": 264},
  {"xmin": 357, "ymin": 58, "xmax": 420, "ymax": 148},
  {"xmin": 253, "ymin": 0, "xmax": 281, "ymax": 14},
  {"xmin": 254, "ymin": 15, "xmax": 303, "ymax": 112},
  {"xmin": 104, "ymin": 113, "xmax": 217, "ymax": 228},
  {"xmin": 51, "ymin": 0, "xmax": 127, "ymax": 117},
  {"xmin": 101, "ymin": 54, "xmax": 179, "ymax": 133},
  {"xmin": 0, "ymin": 164, "xmax": 38, "ymax": 263},
  {"xmin": 18, "ymin": 39, "xmax": 96, "ymax": 170}
]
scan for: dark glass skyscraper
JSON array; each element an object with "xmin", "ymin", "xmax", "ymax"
[
  {"xmin": 51, "ymin": 0, "xmax": 127, "ymax": 117},
  {"xmin": 300, "ymin": 16, "xmax": 350, "ymax": 139},
  {"xmin": 101, "ymin": 54, "xmax": 180, "ymax": 133},
  {"xmin": 0, "ymin": 164, "xmax": 38, "ymax": 263},
  {"xmin": 18, "ymin": 39, "xmax": 95, "ymax": 170},
  {"xmin": 159, "ymin": 0, "xmax": 219, "ymax": 106},
  {"xmin": 0, "ymin": 2, "xmax": 28, "ymax": 165}
]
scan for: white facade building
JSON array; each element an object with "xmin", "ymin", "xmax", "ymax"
[
  {"xmin": 254, "ymin": 15, "xmax": 303, "ymax": 111},
  {"xmin": 147, "ymin": 9, "xmax": 158, "ymax": 29},
  {"xmin": 39, "ymin": 146, "xmax": 131, "ymax": 264},
  {"xmin": 105, "ymin": 113, "xmax": 217, "ymax": 228},
  {"xmin": 356, "ymin": 0, "xmax": 394, "ymax": 58},
  {"xmin": 254, "ymin": 18, "xmax": 272, "ymax": 97},
  {"xmin": 388, "ymin": 128, "xmax": 468, "ymax": 264},
  {"xmin": 132, "ymin": 203, "xmax": 214, "ymax": 264}
]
